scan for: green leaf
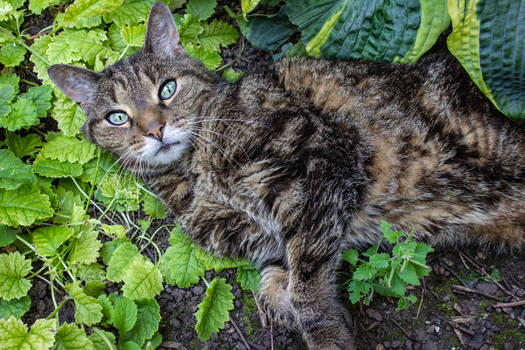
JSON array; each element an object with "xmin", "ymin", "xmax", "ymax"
[
  {"xmin": 0, "ymin": 184, "xmax": 54, "ymax": 227},
  {"xmin": 89, "ymin": 329, "xmax": 116, "ymax": 350},
  {"xmin": 0, "ymin": 225, "xmax": 17, "ymax": 247},
  {"xmin": 0, "ymin": 44, "xmax": 26, "ymax": 67},
  {"xmin": 120, "ymin": 299, "xmax": 160, "ymax": 347},
  {"xmin": 0, "ymin": 149, "xmax": 37, "ymax": 190},
  {"xmin": 0, "ymin": 317, "xmax": 56, "ymax": 350},
  {"xmin": 369, "ymin": 253, "xmax": 390, "ymax": 270},
  {"xmin": 0, "ymin": 97, "xmax": 39, "ymax": 131},
  {"xmin": 121, "ymin": 258, "xmax": 163, "ymax": 301},
  {"xmin": 5, "ymin": 133, "xmax": 43, "ymax": 158},
  {"xmin": 65, "ymin": 281, "xmax": 103, "ymax": 326},
  {"xmin": 51, "ymin": 94, "xmax": 86, "ymax": 137},
  {"xmin": 397, "ymin": 263, "xmax": 420, "ymax": 286},
  {"xmin": 199, "ymin": 20, "xmax": 238, "ymax": 52},
  {"xmin": 352, "ymin": 263, "xmax": 377, "ymax": 281},
  {"xmin": 33, "ymin": 157, "xmax": 84, "ymax": 178},
  {"xmin": 142, "ymin": 193, "xmax": 166, "ymax": 219},
  {"xmin": 347, "ymin": 279, "xmax": 371, "ymax": 304},
  {"xmin": 20, "ymin": 85, "xmax": 53, "ymax": 118},
  {"xmin": 100, "ymin": 237, "xmax": 131, "ymax": 265},
  {"xmin": 103, "ymin": 0, "xmax": 156, "ymax": 27},
  {"xmin": 160, "ymin": 235, "xmax": 204, "ymax": 288},
  {"xmin": 83, "ymin": 281, "xmax": 106, "ymax": 298},
  {"xmin": 52, "ymin": 323, "xmax": 94, "ymax": 350},
  {"xmin": 68, "ymin": 229, "xmax": 102, "ymax": 265},
  {"xmin": 342, "ymin": 249, "xmax": 359, "ymax": 265},
  {"xmin": 236, "ymin": 265, "xmax": 261, "ymax": 292},
  {"xmin": 195, "ymin": 277, "xmax": 234, "ymax": 341},
  {"xmin": 0, "ymin": 84, "xmax": 15, "ymax": 118},
  {"xmin": 29, "ymin": 0, "xmax": 62, "ymax": 15},
  {"xmin": 186, "ymin": 0, "xmax": 216, "ymax": 21},
  {"xmin": 0, "ymin": 252, "xmax": 32, "ymax": 301},
  {"xmin": 0, "ymin": 296, "xmax": 31, "ymax": 319},
  {"xmin": 122, "ymin": 342, "xmax": 141, "ymax": 350},
  {"xmin": 448, "ymin": 0, "xmax": 525, "ymax": 120},
  {"xmin": 241, "ymin": 0, "xmax": 261, "ymax": 14},
  {"xmin": 101, "ymin": 224, "xmax": 127, "ymax": 238},
  {"xmin": 33, "ymin": 225, "xmax": 73, "ymax": 256},
  {"xmin": 222, "ymin": 68, "xmax": 244, "ymax": 83},
  {"xmin": 81, "ymin": 150, "xmax": 116, "ymax": 185},
  {"xmin": 0, "ymin": 74, "xmax": 19, "ymax": 95},
  {"xmin": 121, "ymin": 24, "xmax": 146, "ymax": 47},
  {"xmin": 63, "ymin": 0, "xmax": 125, "ymax": 25},
  {"xmin": 106, "ymin": 242, "xmax": 140, "ymax": 282},
  {"xmin": 185, "ymin": 44, "xmax": 222, "ymax": 71},
  {"xmin": 29, "ymin": 35, "xmax": 53, "ymax": 83},
  {"xmin": 235, "ymin": 11, "xmax": 295, "ymax": 52},
  {"xmin": 41, "ymin": 136, "xmax": 96, "ymax": 165},
  {"xmin": 110, "ymin": 297, "xmax": 137, "ymax": 334},
  {"xmin": 98, "ymin": 172, "xmax": 140, "ymax": 212}
]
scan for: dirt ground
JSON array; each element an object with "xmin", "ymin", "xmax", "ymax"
[{"xmin": 20, "ymin": 1, "xmax": 525, "ymax": 349}]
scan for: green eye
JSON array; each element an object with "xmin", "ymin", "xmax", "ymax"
[
  {"xmin": 159, "ymin": 80, "xmax": 177, "ymax": 100},
  {"xmin": 106, "ymin": 111, "xmax": 129, "ymax": 125}
]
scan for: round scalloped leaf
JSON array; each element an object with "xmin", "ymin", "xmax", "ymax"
[
  {"xmin": 0, "ymin": 252, "xmax": 32, "ymax": 301},
  {"xmin": 0, "ymin": 184, "xmax": 54, "ymax": 227},
  {"xmin": 195, "ymin": 277, "xmax": 234, "ymax": 341},
  {"xmin": 0, "ymin": 149, "xmax": 36, "ymax": 191},
  {"xmin": 0, "ymin": 317, "xmax": 56, "ymax": 350},
  {"xmin": 282, "ymin": 0, "xmax": 449, "ymax": 62},
  {"xmin": 0, "ymin": 296, "xmax": 31, "ymax": 320},
  {"xmin": 53, "ymin": 323, "xmax": 94, "ymax": 350},
  {"xmin": 447, "ymin": 0, "xmax": 525, "ymax": 121}
]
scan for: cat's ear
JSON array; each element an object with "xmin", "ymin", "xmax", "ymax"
[
  {"xmin": 143, "ymin": 2, "xmax": 186, "ymax": 58},
  {"xmin": 48, "ymin": 64, "xmax": 100, "ymax": 109}
]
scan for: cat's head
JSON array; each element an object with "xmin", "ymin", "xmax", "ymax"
[{"xmin": 48, "ymin": 2, "xmax": 215, "ymax": 174}]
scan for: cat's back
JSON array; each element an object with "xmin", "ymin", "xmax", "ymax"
[{"xmin": 276, "ymin": 54, "xmax": 525, "ymax": 247}]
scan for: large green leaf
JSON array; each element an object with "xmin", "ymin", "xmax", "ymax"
[
  {"xmin": 52, "ymin": 323, "xmax": 94, "ymax": 350},
  {"xmin": 447, "ymin": 0, "xmax": 525, "ymax": 121},
  {"xmin": 0, "ymin": 296, "xmax": 31, "ymax": 320},
  {"xmin": 159, "ymin": 232, "xmax": 204, "ymax": 288},
  {"xmin": 281, "ymin": 0, "xmax": 449, "ymax": 61},
  {"xmin": 33, "ymin": 157, "xmax": 84, "ymax": 178},
  {"xmin": 121, "ymin": 258, "xmax": 163, "ymax": 301},
  {"xmin": 5, "ymin": 132, "xmax": 43, "ymax": 158},
  {"xmin": 65, "ymin": 282, "xmax": 103, "ymax": 326},
  {"xmin": 41, "ymin": 136, "xmax": 96, "ymax": 165},
  {"xmin": 0, "ymin": 317, "xmax": 56, "ymax": 350},
  {"xmin": 68, "ymin": 229, "xmax": 102, "ymax": 265},
  {"xmin": 0, "ymin": 184, "xmax": 54, "ymax": 227},
  {"xmin": 103, "ymin": 0, "xmax": 156, "ymax": 27},
  {"xmin": 0, "ymin": 252, "xmax": 32, "ymax": 301},
  {"xmin": 110, "ymin": 297, "xmax": 137, "ymax": 334},
  {"xmin": 0, "ymin": 149, "xmax": 36, "ymax": 190},
  {"xmin": 63, "ymin": 0, "xmax": 125, "ymax": 25},
  {"xmin": 33, "ymin": 226, "xmax": 73, "ymax": 257},
  {"xmin": 195, "ymin": 277, "xmax": 234, "ymax": 341},
  {"xmin": 106, "ymin": 242, "xmax": 140, "ymax": 282},
  {"xmin": 0, "ymin": 98, "xmax": 39, "ymax": 131},
  {"xmin": 120, "ymin": 299, "xmax": 160, "ymax": 347}
]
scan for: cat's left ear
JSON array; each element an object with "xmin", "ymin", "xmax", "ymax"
[{"xmin": 143, "ymin": 2, "xmax": 186, "ymax": 58}]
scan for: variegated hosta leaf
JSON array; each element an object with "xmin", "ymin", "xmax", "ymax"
[
  {"xmin": 447, "ymin": 0, "xmax": 525, "ymax": 121},
  {"xmin": 282, "ymin": 0, "xmax": 450, "ymax": 61}
]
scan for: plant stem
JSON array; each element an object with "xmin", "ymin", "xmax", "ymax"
[
  {"xmin": 84, "ymin": 148, "xmax": 101, "ymax": 216},
  {"xmin": 46, "ymin": 296, "xmax": 72, "ymax": 320}
]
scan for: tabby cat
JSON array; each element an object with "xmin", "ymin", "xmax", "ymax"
[{"xmin": 48, "ymin": 2, "xmax": 525, "ymax": 349}]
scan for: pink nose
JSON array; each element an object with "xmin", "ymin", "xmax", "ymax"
[{"xmin": 146, "ymin": 123, "xmax": 164, "ymax": 141}]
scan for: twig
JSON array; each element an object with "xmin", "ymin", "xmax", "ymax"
[
  {"xmin": 391, "ymin": 319, "xmax": 414, "ymax": 340},
  {"xmin": 452, "ymin": 284, "xmax": 500, "ymax": 300},
  {"xmin": 230, "ymin": 318, "xmax": 251, "ymax": 350},
  {"xmin": 457, "ymin": 250, "xmax": 518, "ymax": 300},
  {"xmin": 493, "ymin": 299, "xmax": 525, "ymax": 308},
  {"xmin": 415, "ymin": 284, "xmax": 424, "ymax": 320},
  {"xmin": 442, "ymin": 264, "xmax": 468, "ymax": 287},
  {"xmin": 445, "ymin": 320, "xmax": 475, "ymax": 336}
]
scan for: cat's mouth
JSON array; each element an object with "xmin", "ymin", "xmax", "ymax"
[{"xmin": 157, "ymin": 141, "xmax": 181, "ymax": 154}]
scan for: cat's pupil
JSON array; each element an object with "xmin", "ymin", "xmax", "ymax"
[
  {"xmin": 160, "ymin": 80, "xmax": 177, "ymax": 100},
  {"xmin": 106, "ymin": 111, "xmax": 128, "ymax": 125}
]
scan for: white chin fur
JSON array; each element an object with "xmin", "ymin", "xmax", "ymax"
[{"xmin": 141, "ymin": 125, "xmax": 190, "ymax": 165}]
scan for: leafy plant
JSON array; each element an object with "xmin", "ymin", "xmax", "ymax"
[
  {"xmin": 236, "ymin": 0, "xmax": 525, "ymax": 121},
  {"xmin": 343, "ymin": 221, "xmax": 433, "ymax": 311}
]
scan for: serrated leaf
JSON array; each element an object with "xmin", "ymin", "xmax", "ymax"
[
  {"xmin": 0, "ymin": 184, "xmax": 54, "ymax": 227},
  {"xmin": 106, "ymin": 242, "xmax": 139, "ymax": 282},
  {"xmin": 236, "ymin": 266, "xmax": 261, "ymax": 292},
  {"xmin": 0, "ymin": 317, "xmax": 56, "ymax": 350},
  {"xmin": 41, "ymin": 136, "xmax": 96, "ymax": 165},
  {"xmin": 160, "ymin": 237, "xmax": 204, "ymax": 288},
  {"xmin": 342, "ymin": 249, "xmax": 359, "ymax": 265},
  {"xmin": 20, "ymin": 85, "xmax": 53, "ymax": 118},
  {"xmin": 29, "ymin": 35, "xmax": 53, "ymax": 83},
  {"xmin": 142, "ymin": 193, "xmax": 166, "ymax": 219},
  {"xmin": 33, "ymin": 225, "xmax": 73, "ymax": 256},
  {"xmin": 65, "ymin": 282, "xmax": 103, "ymax": 326},
  {"xmin": 352, "ymin": 263, "xmax": 377, "ymax": 281},
  {"xmin": 369, "ymin": 253, "xmax": 390, "ymax": 270},
  {"xmin": 0, "ymin": 296, "xmax": 31, "ymax": 319},
  {"xmin": 110, "ymin": 297, "xmax": 137, "ymax": 334},
  {"xmin": 0, "ymin": 224, "xmax": 16, "ymax": 247},
  {"xmin": 0, "ymin": 149, "xmax": 36, "ymax": 190},
  {"xmin": 121, "ymin": 24, "xmax": 146, "ymax": 47},
  {"xmin": 0, "ymin": 44, "xmax": 26, "ymax": 67},
  {"xmin": 100, "ymin": 237, "xmax": 131, "ymax": 265},
  {"xmin": 99, "ymin": 172, "xmax": 140, "ymax": 212},
  {"xmin": 199, "ymin": 20, "xmax": 238, "ymax": 52},
  {"xmin": 33, "ymin": 157, "xmax": 84, "ymax": 178},
  {"xmin": 121, "ymin": 258, "xmax": 163, "ymax": 300},
  {"xmin": 51, "ymin": 95, "xmax": 85, "ymax": 137},
  {"xmin": 52, "ymin": 323, "xmax": 94, "ymax": 350},
  {"xmin": 63, "ymin": 0, "xmax": 124, "ymax": 25},
  {"xmin": 0, "ymin": 252, "xmax": 32, "ymax": 301},
  {"xmin": 89, "ymin": 329, "xmax": 116, "ymax": 350},
  {"xmin": 347, "ymin": 279, "xmax": 371, "ymax": 304},
  {"xmin": 195, "ymin": 277, "xmax": 234, "ymax": 340},
  {"xmin": 222, "ymin": 68, "xmax": 244, "ymax": 83},
  {"xmin": 68, "ymin": 230, "xmax": 102, "ymax": 265},
  {"xmin": 186, "ymin": 0, "xmax": 216, "ymax": 21},
  {"xmin": 120, "ymin": 299, "xmax": 160, "ymax": 347},
  {"xmin": 29, "ymin": 0, "xmax": 62, "ymax": 15},
  {"xmin": 0, "ymin": 84, "xmax": 15, "ymax": 118},
  {"xmin": 0, "ymin": 97, "xmax": 39, "ymax": 131},
  {"xmin": 397, "ymin": 263, "xmax": 420, "ymax": 286},
  {"xmin": 185, "ymin": 44, "xmax": 221, "ymax": 71},
  {"xmin": 81, "ymin": 150, "xmax": 116, "ymax": 185},
  {"xmin": 195, "ymin": 249, "xmax": 250, "ymax": 272},
  {"xmin": 5, "ymin": 133, "xmax": 43, "ymax": 158},
  {"xmin": 0, "ymin": 74, "xmax": 19, "ymax": 95},
  {"xmin": 103, "ymin": 0, "xmax": 156, "ymax": 27}
]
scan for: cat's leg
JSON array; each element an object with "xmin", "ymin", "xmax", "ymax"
[{"xmin": 285, "ymin": 232, "xmax": 356, "ymax": 350}]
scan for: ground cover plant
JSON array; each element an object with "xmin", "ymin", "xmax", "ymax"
[{"xmin": 1, "ymin": 0, "xmax": 524, "ymax": 349}]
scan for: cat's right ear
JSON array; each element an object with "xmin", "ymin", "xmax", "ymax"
[
  {"xmin": 48, "ymin": 64, "xmax": 100, "ymax": 110},
  {"xmin": 143, "ymin": 2, "xmax": 186, "ymax": 58}
]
